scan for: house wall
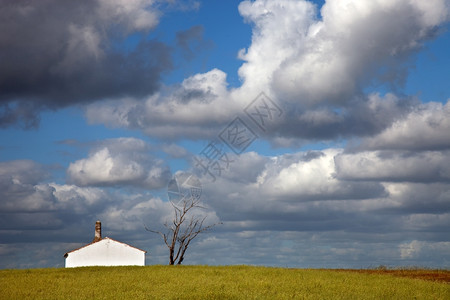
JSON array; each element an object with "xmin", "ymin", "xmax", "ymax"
[{"xmin": 65, "ymin": 238, "xmax": 145, "ymax": 268}]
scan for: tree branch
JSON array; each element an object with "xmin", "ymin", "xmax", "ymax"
[{"xmin": 146, "ymin": 196, "xmax": 222, "ymax": 265}]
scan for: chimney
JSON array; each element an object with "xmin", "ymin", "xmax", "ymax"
[{"xmin": 93, "ymin": 220, "xmax": 102, "ymax": 242}]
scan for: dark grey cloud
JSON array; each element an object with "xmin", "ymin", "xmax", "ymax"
[
  {"xmin": 265, "ymin": 93, "xmax": 417, "ymax": 144},
  {"xmin": 0, "ymin": 0, "xmax": 172, "ymax": 128},
  {"xmin": 0, "ymin": 160, "xmax": 55, "ymax": 213},
  {"xmin": 0, "ymin": 102, "xmax": 41, "ymax": 129},
  {"xmin": 176, "ymin": 25, "xmax": 213, "ymax": 61}
]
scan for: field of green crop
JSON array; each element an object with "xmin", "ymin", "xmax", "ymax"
[{"xmin": 1, "ymin": 265, "xmax": 449, "ymax": 299}]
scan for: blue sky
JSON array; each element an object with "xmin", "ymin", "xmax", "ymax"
[{"xmin": 1, "ymin": 0, "xmax": 450, "ymax": 269}]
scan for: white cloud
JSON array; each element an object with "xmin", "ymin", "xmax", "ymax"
[
  {"xmin": 399, "ymin": 240, "xmax": 423, "ymax": 259},
  {"xmin": 98, "ymin": 0, "xmax": 159, "ymax": 32},
  {"xmin": 86, "ymin": 69, "xmax": 238, "ymax": 139},
  {"xmin": 51, "ymin": 183, "xmax": 109, "ymax": 213},
  {"xmin": 361, "ymin": 100, "xmax": 450, "ymax": 150},
  {"xmin": 382, "ymin": 182, "xmax": 450, "ymax": 213},
  {"xmin": 161, "ymin": 143, "xmax": 189, "ymax": 158},
  {"xmin": 194, "ymin": 146, "xmax": 450, "ymax": 239},
  {"xmin": 202, "ymin": 150, "xmax": 386, "ymax": 212},
  {"xmin": 259, "ymin": 149, "xmax": 368, "ymax": 200},
  {"xmin": 237, "ymin": 0, "xmax": 317, "ymax": 97},
  {"xmin": 85, "ymin": 0, "xmax": 449, "ymax": 143},
  {"xmin": 67, "ymin": 138, "xmax": 170, "ymax": 188},
  {"xmin": 99, "ymin": 196, "xmax": 172, "ymax": 232},
  {"xmin": 0, "ymin": 161, "xmax": 102, "ymax": 214},
  {"xmin": 335, "ymin": 150, "xmax": 450, "ymax": 182},
  {"xmin": 1, "ymin": 149, "xmax": 450, "ymax": 267},
  {"xmin": 240, "ymin": 0, "xmax": 449, "ymax": 105}
]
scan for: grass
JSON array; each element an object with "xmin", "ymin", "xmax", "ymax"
[{"xmin": 0, "ymin": 265, "xmax": 449, "ymax": 299}]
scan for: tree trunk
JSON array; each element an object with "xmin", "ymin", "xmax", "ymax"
[{"xmin": 169, "ymin": 246, "xmax": 175, "ymax": 265}]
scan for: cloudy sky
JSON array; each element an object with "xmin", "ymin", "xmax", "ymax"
[{"xmin": 1, "ymin": 0, "xmax": 450, "ymax": 269}]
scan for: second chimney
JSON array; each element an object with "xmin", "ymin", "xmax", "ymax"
[{"xmin": 93, "ymin": 220, "xmax": 102, "ymax": 242}]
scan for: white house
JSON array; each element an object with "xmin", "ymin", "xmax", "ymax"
[{"xmin": 64, "ymin": 221, "xmax": 146, "ymax": 268}]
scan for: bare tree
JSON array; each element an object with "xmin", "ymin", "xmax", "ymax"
[{"xmin": 146, "ymin": 197, "xmax": 220, "ymax": 265}]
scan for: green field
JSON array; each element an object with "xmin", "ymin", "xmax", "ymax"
[{"xmin": 1, "ymin": 265, "xmax": 449, "ymax": 299}]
